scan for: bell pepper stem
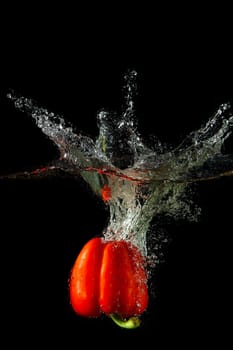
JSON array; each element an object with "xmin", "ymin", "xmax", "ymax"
[{"xmin": 110, "ymin": 314, "xmax": 141, "ymax": 329}]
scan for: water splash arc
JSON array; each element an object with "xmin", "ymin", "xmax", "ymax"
[{"xmin": 5, "ymin": 72, "xmax": 233, "ymax": 260}]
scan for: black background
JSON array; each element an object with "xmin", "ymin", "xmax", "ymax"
[{"xmin": 1, "ymin": 7, "xmax": 233, "ymax": 348}]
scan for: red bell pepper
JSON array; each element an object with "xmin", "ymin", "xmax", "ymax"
[{"xmin": 69, "ymin": 237, "xmax": 149, "ymax": 329}]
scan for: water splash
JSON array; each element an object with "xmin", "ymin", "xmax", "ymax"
[{"xmin": 5, "ymin": 72, "xmax": 233, "ymax": 262}]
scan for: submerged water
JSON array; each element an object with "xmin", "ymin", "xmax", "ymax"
[{"xmin": 6, "ymin": 71, "xmax": 233, "ymax": 263}]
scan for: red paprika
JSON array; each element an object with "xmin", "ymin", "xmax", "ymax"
[
  {"xmin": 69, "ymin": 237, "xmax": 149, "ymax": 328},
  {"xmin": 101, "ymin": 185, "xmax": 112, "ymax": 202}
]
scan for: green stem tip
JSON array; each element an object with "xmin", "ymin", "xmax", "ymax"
[{"xmin": 110, "ymin": 314, "xmax": 141, "ymax": 329}]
